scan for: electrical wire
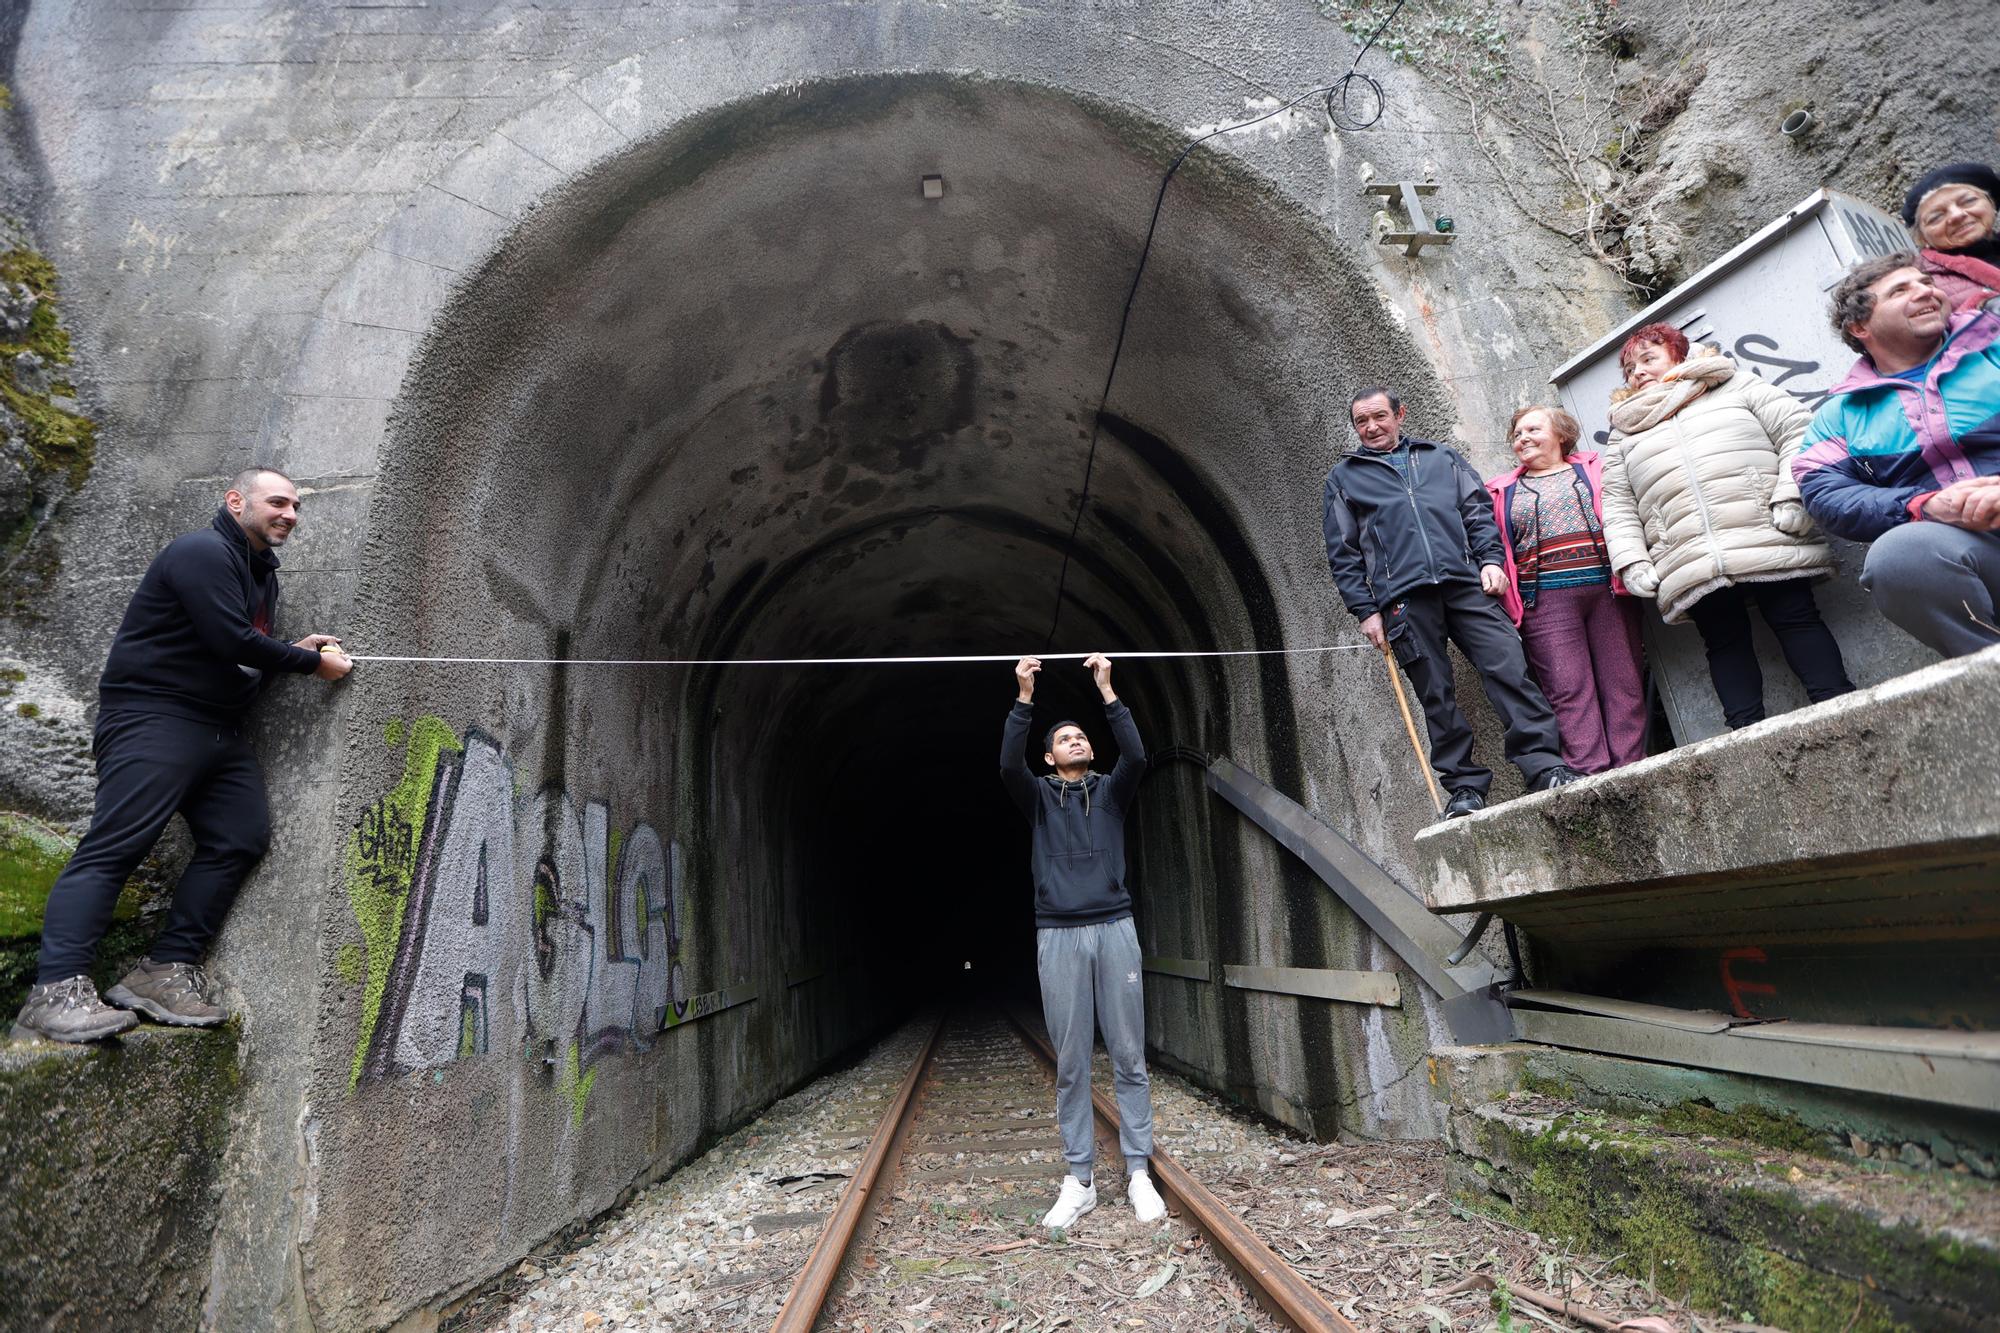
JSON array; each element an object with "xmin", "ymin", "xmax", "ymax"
[
  {"xmin": 1327, "ymin": 0, "xmax": 1406, "ymax": 133},
  {"xmin": 1041, "ymin": 3, "xmax": 1405, "ymax": 647}
]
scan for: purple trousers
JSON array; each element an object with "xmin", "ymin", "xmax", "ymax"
[{"xmin": 1518, "ymin": 584, "xmax": 1648, "ymax": 773}]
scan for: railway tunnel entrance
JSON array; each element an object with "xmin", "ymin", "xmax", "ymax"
[
  {"xmin": 314, "ymin": 74, "xmax": 1445, "ymax": 1314},
  {"xmin": 350, "ymin": 74, "xmax": 1424, "ymax": 1005}
]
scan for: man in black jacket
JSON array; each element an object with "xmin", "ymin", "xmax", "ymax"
[
  {"xmin": 12, "ymin": 467, "xmax": 352, "ymax": 1043},
  {"xmin": 1324, "ymin": 389, "xmax": 1576, "ymax": 818},
  {"xmin": 1001, "ymin": 653, "xmax": 1165, "ymax": 1230}
]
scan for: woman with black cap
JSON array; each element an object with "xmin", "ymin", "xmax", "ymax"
[{"xmin": 1904, "ymin": 161, "xmax": 2000, "ymax": 313}]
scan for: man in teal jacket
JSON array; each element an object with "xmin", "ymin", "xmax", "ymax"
[{"xmin": 1795, "ymin": 254, "xmax": 2000, "ymax": 658}]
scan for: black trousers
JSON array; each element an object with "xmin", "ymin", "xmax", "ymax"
[
  {"xmin": 37, "ymin": 711, "xmax": 271, "ymax": 983},
  {"xmin": 1386, "ymin": 579, "xmax": 1566, "ymax": 796},
  {"xmin": 1684, "ymin": 578, "xmax": 1854, "ymax": 729}
]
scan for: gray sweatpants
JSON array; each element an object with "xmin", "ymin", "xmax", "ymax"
[
  {"xmin": 1037, "ymin": 916, "xmax": 1153, "ymax": 1179},
  {"xmin": 1861, "ymin": 522, "xmax": 2000, "ymax": 658}
]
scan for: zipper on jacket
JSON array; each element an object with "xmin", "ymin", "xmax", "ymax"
[
  {"xmin": 1405, "ymin": 447, "xmax": 1440, "ymax": 583},
  {"xmin": 1672, "ymin": 416, "xmax": 1725, "ymax": 580}
]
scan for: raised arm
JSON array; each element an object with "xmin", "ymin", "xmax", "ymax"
[
  {"xmin": 1086, "ymin": 653, "xmax": 1147, "ymax": 805},
  {"xmin": 999, "ymin": 656, "xmax": 1041, "ymax": 816}
]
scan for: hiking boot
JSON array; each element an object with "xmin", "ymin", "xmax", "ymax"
[
  {"xmin": 1041, "ymin": 1174, "xmax": 1097, "ymax": 1230},
  {"xmin": 1527, "ymin": 765, "xmax": 1584, "ymax": 793},
  {"xmin": 106, "ymin": 958, "xmax": 227, "ymax": 1028},
  {"xmin": 1128, "ymin": 1169, "xmax": 1167, "ymax": 1223},
  {"xmin": 1442, "ymin": 788, "xmax": 1485, "ymax": 820},
  {"xmin": 11, "ymin": 975, "xmax": 139, "ymax": 1043}
]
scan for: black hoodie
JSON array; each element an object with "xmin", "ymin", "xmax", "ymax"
[
  {"xmin": 999, "ymin": 698, "xmax": 1146, "ymax": 928},
  {"xmin": 96, "ymin": 507, "xmax": 323, "ymax": 723}
]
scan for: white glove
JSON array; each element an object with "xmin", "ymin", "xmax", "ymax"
[
  {"xmin": 1771, "ymin": 499, "xmax": 1814, "ymax": 537},
  {"xmin": 1621, "ymin": 562, "xmax": 1660, "ymax": 597}
]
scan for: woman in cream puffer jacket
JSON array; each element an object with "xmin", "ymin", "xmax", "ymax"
[{"xmin": 1602, "ymin": 324, "xmax": 1854, "ymax": 728}]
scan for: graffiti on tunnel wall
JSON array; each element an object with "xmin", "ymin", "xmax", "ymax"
[{"xmin": 342, "ymin": 717, "xmax": 693, "ymax": 1115}]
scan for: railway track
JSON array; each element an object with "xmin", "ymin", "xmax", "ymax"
[{"xmin": 770, "ymin": 1009, "xmax": 1359, "ymax": 1332}]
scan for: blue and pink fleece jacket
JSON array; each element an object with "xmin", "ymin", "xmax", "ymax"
[{"xmin": 1794, "ymin": 310, "xmax": 2000, "ymax": 542}]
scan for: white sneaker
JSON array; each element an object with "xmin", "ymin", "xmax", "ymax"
[
  {"xmin": 1128, "ymin": 1169, "xmax": 1166, "ymax": 1223},
  {"xmin": 1041, "ymin": 1174, "xmax": 1097, "ymax": 1230}
]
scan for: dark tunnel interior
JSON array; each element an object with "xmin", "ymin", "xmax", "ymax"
[{"xmin": 354, "ymin": 73, "xmax": 1414, "ymax": 1043}]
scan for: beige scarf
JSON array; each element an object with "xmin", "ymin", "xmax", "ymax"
[{"xmin": 1608, "ymin": 346, "xmax": 1736, "ymax": 434}]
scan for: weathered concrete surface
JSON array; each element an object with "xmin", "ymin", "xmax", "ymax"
[
  {"xmin": 1414, "ymin": 644, "xmax": 2000, "ymax": 911},
  {"xmin": 0, "ymin": 1028, "xmax": 241, "ymax": 1333},
  {"xmin": 1412, "ymin": 647, "xmax": 2000, "ymax": 1025},
  {"xmin": 1430, "ymin": 1044, "xmax": 2000, "ymax": 1186},
  {"xmin": 0, "ymin": 1, "xmax": 1993, "ymax": 1326},
  {"xmin": 1449, "ymin": 1091, "xmax": 2000, "ymax": 1331},
  {"xmin": 1430, "ymin": 1046, "xmax": 2000, "ymax": 1331}
]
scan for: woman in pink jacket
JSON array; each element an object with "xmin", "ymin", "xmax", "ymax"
[
  {"xmin": 1905, "ymin": 162, "xmax": 2000, "ymax": 313},
  {"xmin": 1486, "ymin": 406, "xmax": 1648, "ymax": 773}
]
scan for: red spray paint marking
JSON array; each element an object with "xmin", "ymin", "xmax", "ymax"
[{"xmin": 1720, "ymin": 946, "xmax": 1777, "ymax": 1019}]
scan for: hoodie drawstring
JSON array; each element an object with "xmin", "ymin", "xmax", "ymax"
[{"xmin": 1052, "ymin": 777, "xmax": 1092, "ymax": 816}]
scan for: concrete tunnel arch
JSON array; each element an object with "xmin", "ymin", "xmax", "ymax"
[{"xmin": 303, "ymin": 72, "xmax": 1457, "ymax": 1315}]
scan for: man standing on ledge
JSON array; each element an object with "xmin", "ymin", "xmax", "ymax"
[
  {"xmin": 1002, "ymin": 653, "xmax": 1166, "ymax": 1230},
  {"xmin": 1324, "ymin": 388, "xmax": 1580, "ymax": 818},
  {"xmin": 12, "ymin": 468, "xmax": 352, "ymax": 1044}
]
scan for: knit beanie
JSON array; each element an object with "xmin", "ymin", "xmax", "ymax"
[{"xmin": 1902, "ymin": 162, "xmax": 2000, "ymax": 225}]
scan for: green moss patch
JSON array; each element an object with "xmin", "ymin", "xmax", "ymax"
[
  {"xmin": 0, "ymin": 812, "xmax": 158, "ymax": 1011},
  {"xmin": 0, "ymin": 812, "xmax": 76, "ymax": 937},
  {"xmin": 0, "ymin": 246, "xmax": 96, "ymax": 486},
  {"xmin": 1453, "ymin": 1096, "xmax": 2000, "ymax": 1330}
]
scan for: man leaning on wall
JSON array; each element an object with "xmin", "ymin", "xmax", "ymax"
[
  {"xmin": 11, "ymin": 468, "xmax": 352, "ymax": 1044},
  {"xmin": 1794, "ymin": 254, "xmax": 2000, "ymax": 659}
]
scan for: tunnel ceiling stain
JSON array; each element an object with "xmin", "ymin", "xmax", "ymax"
[{"xmin": 368, "ymin": 74, "xmax": 1423, "ymax": 771}]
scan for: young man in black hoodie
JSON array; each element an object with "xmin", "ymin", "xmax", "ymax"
[
  {"xmin": 12, "ymin": 468, "xmax": 352, "ymax": 1043},
  {"xmin": 1001, "ymin": 652, "xmax": 1166, "ymax": 1230},
  {"xmin": 1324, "ymin": 389, "xmax": 1578, "ymax": 819}
]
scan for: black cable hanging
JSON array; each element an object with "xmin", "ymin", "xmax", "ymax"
[{"xmin": 1041, "ymin": 0, "xmax": 1407, "ymax": 649}]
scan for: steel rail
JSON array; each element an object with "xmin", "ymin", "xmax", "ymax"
[
  {"xmin": 1010, "ymin": 1015, "xmax": 1361, "ymax": 1333},
  {"xmin": 768, "ymin": 1013, "xmax": 945, "ymax": 1333}
]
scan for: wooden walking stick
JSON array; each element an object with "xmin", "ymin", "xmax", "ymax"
[{"xmin": 1379, "ymin": 639, "xmax": 1445, "ymax": 815}]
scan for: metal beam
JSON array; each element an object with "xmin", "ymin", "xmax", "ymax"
[
  {"xmin": 1143, "ymin": 954, "xmax": 1214, "ymax": 982},
  {"xmin": 1205, "ymin": 757, "xmax": 1512, "ymax": 1043},
  {"xmin": 1223, "ymin": 965, "xmax": 1401, "ymax": 1007},
  {"xmin": 1511, "ymin": 1009, "xmax": 2000, "ymax": 1113}
]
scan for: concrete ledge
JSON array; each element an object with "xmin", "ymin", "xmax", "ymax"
[
  {"xmin": 0, "ymin": 1026, "xmax": 241, "ymax": 1329},
  {"xmin": 1411, "ymin": 645, "xmax": 2000, "ymax": 923}
]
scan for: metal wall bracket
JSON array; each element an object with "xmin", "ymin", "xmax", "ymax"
[{"xmin": 1363, "ymin": 181, "xmax": 1454, "ymax": 258}]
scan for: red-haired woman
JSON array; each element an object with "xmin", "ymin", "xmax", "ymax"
[
  {"xmin": 1601, "ymin": 324, "xmax": 1853, "ymax": 729},
  {"xmin": 1486, "ymin": 407, "xmax": 1648, "ymax": 772}
]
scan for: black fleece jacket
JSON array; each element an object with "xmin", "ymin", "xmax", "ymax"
[
  {"xmin": 97, "ymin": 507, "xmax": 323, "ymax": 723},
  {"xmin": 1322, "ymin": 436, "xmax": 1506, "ymax": 621},
  {"xmin": 999, "ymin": 698, "xmax": 1146, "ymax": 928}
]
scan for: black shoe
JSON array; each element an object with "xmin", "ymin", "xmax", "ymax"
[
  {"xmin": 1527, "ymin": 765, "xmax": 1583, "ymax": 793},
  {"xmin": 1442, "ymin": 788, "xmax": 1485, "ymax": 819}
]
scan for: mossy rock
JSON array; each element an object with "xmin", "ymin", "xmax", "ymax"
[
  {"xmin": 0, "ymin": 246, "xmax": 96, "ymax": 488},
  {"xmin": 0, "ymin": 812, "xmax": 155, "ymax": 1012},
  {"xmin": 1455, "ymin": 1098, "xmax": 2000, "ymax": 1329},
  {"xmin": 0, "ymin": 1026, "xmax": 241, "ymax": 1328},
  {"xmin": 0, "ymin": 812, "xmax": 75, "ymax": 937}
]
